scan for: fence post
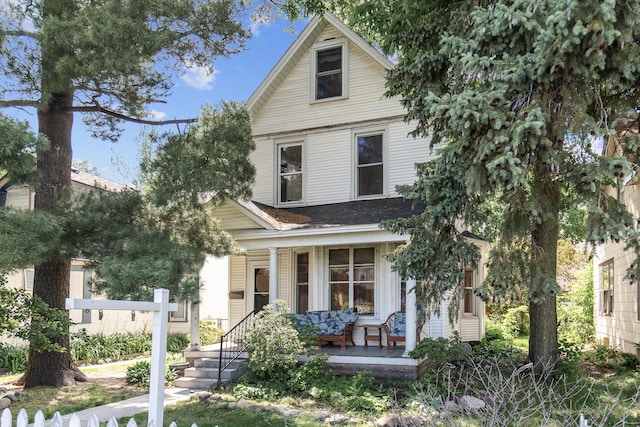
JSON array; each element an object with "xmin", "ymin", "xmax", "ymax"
[{"xmin": 148, "ymin": 289, "xmax": 169, "ymax": 427}]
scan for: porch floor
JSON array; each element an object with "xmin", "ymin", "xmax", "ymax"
[{"xmin": 315, "ymin": 344, "xmax": 406, "ymax": 358}]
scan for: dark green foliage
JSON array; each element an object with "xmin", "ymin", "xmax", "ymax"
[
  {"xmin": 409, "ymin": 335, "xmax": 470, "ymax": 370},
  {"xmin": 125, "ymin": 360, "xmax": 178, "ymax": 390},
  {"xmin": 166, "ymin": 333, "xmax": 189, "ymax": 353},
  {"xmin": 287, "ymin": 0, "xmax": 640, "ymax": 370},
  {"xmin": 0, "ymin": 115, "xmax": 48, "ymax": 186},
  {"xmin": 70, "ymin": 330, "xmax": 188, "ymax": 363},
  {"xmin": 581, "ymin": 344, "xmax": 639, "ymax": 373},
  {"xmin": 0, "ymin": 344, "xmax": 28, "ymax": 374}
]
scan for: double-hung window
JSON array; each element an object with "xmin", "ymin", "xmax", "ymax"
[
  {"xmin": 296, "ymin": 253, "xmax": 309, "ymax": 314},
  {"xmin": 463, "ymin": 268, "xmax": 475, "ymax": 315},
  {"xmin": 311, "ymin": 40, "xmax": 347, "ymax": 101},
  {"xmin": 600, "ymin": 260, "xmax": 614, "ymax": 316},
  {"xmin": 278, "ymin": 143, "xmax": 303, "ymax": 203},
  {"xmin": 356, "ymin": 132, "xmax": 384, "ymax": 197},
  {"xmin": 329, "ymin": 247, "xmax": 375, "ymax": 315}
]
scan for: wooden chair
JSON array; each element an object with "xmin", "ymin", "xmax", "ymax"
[
  {"xmin": 317, "ymin": 322, "xmax": 356, "ymax": 350},
  {"xmin": 381, "ymin": 311, "xmax": 424, "ymax": 350}
]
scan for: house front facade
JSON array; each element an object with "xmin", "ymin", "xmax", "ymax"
[{"xmin": 209, "ymin": 13, "xmax": 488, "ymax": 350}]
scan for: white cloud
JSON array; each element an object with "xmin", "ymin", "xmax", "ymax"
[
  {"xmin": 250, "ymin": 17, "xmax": 271, "ymax": 37},
  {"xmin": 180, "ymin": 65, "xmax": 219, "ymax": 90},
  {"xmin": 147, "ymin": 110, "xmax": 167, "ymax": 120}
]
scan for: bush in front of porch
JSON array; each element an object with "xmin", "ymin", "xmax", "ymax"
[{"xmin": 240, "ymin": 300, "xmax": 393, "ymax": 417}]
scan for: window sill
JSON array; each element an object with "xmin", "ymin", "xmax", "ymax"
[{"xmin": 310, "ymin": 95, "xmax": 349, "ymax": 105}]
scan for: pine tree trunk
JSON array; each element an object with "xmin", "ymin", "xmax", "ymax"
[
  {"xmin": 528, "ymin": 162, "xmax": 560, "ymax": 373},
  {"xmin": 22, "ymin": 91, "xmax": 86, "ymax": 388}
]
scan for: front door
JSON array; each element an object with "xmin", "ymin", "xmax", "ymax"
[{"xmin": 252, "ymin": 266, "xmax": 270, "ymax": 312}]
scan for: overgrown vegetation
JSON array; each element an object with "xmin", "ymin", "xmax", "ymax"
[
  {"xmin": 0, "ymin": 331, "xmax": 189, "ymax": 372},
  {"xmin": 125, "ymin": 360, "xmax": 179, "ymax": 390},
  {"xmin": 198, "ymin": 319, "xmax": 225, "ymax": 346}
]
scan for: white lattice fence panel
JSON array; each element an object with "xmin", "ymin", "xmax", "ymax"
[{"xmin": 0, "ymin": 409, "xmax": 200, "ymax": 427}]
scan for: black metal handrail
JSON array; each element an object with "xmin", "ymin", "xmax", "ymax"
[{"xmin": 216, "ymin": 310, "xmax": 255, "ymax": 388}]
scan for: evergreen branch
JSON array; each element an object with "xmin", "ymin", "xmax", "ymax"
[
  {"xmin": 3, "ymin": 29, "xmax": 38, "ymax": 39},
  {"xmin": 68, "ymin": 105, "xmax": 197, "ymax": 126}
]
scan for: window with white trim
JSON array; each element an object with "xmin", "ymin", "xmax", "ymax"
[
  {"xmin": 278, "ymin": 143, "xmax": 303, "ymax": 203},
  {"xmin": 600, "ymin": 260, "xmax": 614, "ymax": 316},
  {"xmin": 463, "ymin": 267, "xmax": 475, "ymax": 314},
  {"xmin": 329, "ymin": 247, "xmax": 375, "ymax": 315},
  {"xmin": 311, "ymin": 40, "xmax": 347, "ymax": 102},
  {"xmin": 356, "ymin": 132, "xmax": 384, "ymax": 197},
  {"xmin": 296, "ymin": 252, "xmax": 309, "ymax": 314}
]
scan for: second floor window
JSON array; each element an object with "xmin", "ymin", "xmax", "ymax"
[
  {"xmin": 279, "ymin": 143, "xmax": 303, "ymax": 203},
  {"xmin": 600, "ymin": 260, "xmax": 614, "ymax": 316},
  {"xmin": 316, "ymin": 46, "xmax": 342, "ymax": 100},
  {"xmin": 356, "ymin": 133, "xmax": 384, "ymax": 197}
]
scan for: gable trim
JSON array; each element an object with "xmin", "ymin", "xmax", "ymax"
[{"xmin": 247, "ymin": 13, "xmax": 394, "ymax": 115}]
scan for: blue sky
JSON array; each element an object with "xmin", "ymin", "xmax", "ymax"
[
  {"xmin": 5, "ymin": 17, "xmax": 307, "ymax": 185},
  {"xmin": 78, "ymin": 18, "xmax": 307, "ymax": 185}
]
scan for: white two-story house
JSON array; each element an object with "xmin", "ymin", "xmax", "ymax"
[{"xmin": 208, "ymin": 13, "xmax": 488, "ymax": 350}]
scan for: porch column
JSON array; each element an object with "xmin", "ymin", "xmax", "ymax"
[
  {"xmin": 269, "ymin": 247, "xmax": 278, "ymax": 305},
  {"xmin": 403, "ymin": 278, "xmax": 418, "ymax": 357},
  {"xmin": 189, "ymin": 302, "xmax": 200, "ymax": 351}
]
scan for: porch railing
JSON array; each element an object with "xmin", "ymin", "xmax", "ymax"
[{"xmin": 216, "ymin": 310, "xmax": 255, "ymax": 388}]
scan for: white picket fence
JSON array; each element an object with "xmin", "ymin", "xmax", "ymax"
[{"xmin": 0, "ymin": 408, "xmax": 202, "ymax": 427}]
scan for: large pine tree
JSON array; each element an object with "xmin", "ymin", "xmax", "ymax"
[
  {"xmin": 289, "ymin": 0, "xmax": 640, "ymax": 370},
  {"xmin": 0, "ymin": 0, "xmax": 254, "ymax": 387}
]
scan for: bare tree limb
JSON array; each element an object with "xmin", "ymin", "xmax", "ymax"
[
  {"xmin": 68, "ymin": 105, "xmax": 197, "ymax": 125},
  {"xmin": 0, "ymin": 99, "xmax": 41, "ymax": 109}
]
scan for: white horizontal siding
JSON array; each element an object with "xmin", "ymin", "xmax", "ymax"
[
  {"xmin": 594, "ymin": 184, "xmax": 640, "ymax": 354},
  {"xmin": 252, "ymin": 25, "xmax": 406, "ymax": 137},
  {"xmin": 228, "ymin": 256, "xmax": 246, "ymax": 327},
  {"xmin": 248, "ymin": 136, "xmax": 274, "ymax": 205},
  {"xmin": 387, "ymin": 123, "xmax": 435, "ymax": 196},
  {"xmin": 214, "ymin": 204, "xmax": 263, "ymax": 230},
  {"xmin": 5, "ymin": 185, "xmax": 33, "ymax": 209}
]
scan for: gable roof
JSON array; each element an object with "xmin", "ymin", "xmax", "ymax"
[{"xmin": 246, "ymin": 13, "xmax": 394, "ymax": 116}]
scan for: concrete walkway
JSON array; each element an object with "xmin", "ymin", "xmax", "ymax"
[{"xmin": 52, "ymin": 387, "xmax": 194, "ymax": 427}]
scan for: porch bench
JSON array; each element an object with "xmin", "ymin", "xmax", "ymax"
[
  {"xmin": 381, "ymin": 311, "xmax": 424, "ymax": 350},
  {"xmin": 292, "ymin": 308, "xmax": 359, "ymax": 350}
]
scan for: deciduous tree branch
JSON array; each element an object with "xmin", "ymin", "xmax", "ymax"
[
  {"xmin": 68, "ymin": 105, "xmax": 197, "ymax": 125},
  {"xmin": 0, "ymin": 99, "xmax": 41, "ymax": 109}
]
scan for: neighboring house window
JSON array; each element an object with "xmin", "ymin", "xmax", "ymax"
[
  {"xmin": 356, "ymin": 132, "xmax": 384, "ymax": 197},
  {"xmin": 278, "ymin": 143, "xmax": 303, "ymax": 203},
  {"xmin": 329, "ymin": 247, "xmax": 375, "ymax": 315},
  {"xmin": 170, "ymin": 300, "xmax": 188, "ymax": 322},
  {"xmin": 600, "ymin": 260, "xmax": 614, "ymax": 316},
  {"xmin": 463, "ymin": 267, "xmax": 475, "ymax": 315},
  {"xmin": 296, "ymin": 253, "xmax": 309, "ymax": 314},
  {"xmin": 23, "ymin": 267, "xmax": 34, "ymax": 291}
]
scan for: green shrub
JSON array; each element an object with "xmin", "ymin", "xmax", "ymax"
[
  {"xmin": 501, "ymin": 305, "xmax": 529, "ymax": 339},
  {"xmin": 167, "ymin": 333, "xmax": 189, "ymax": 352},
  {"xmin": 199, "ymin": 319, "xmax": 225, "ymax": 346},
  {"xmin": 245, "ymin": 300, "xmax": 304, "ymax": 381},
  {"xmin": 0, "ymin": 344, "xmax": 28, "ymax": 374},
  {"xmin": 408, "ymin": 334, "xmax": 470, "ymax": 369},
  {"xmin": 286, "ymin": 353, "xmax": 334, "ymax": 393},
  {"xmin": 125, "ymin": 360, "xmax": 178, "ymax": 390}
]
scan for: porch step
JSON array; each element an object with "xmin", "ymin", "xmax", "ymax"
[{"xmin": 174, "ymin": 355, "xmax": 248, "ymax": 390}]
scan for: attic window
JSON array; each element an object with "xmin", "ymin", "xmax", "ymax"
[{"xmin": 311, "ymin": 40, "xmax": 347, "ymax": 102}]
